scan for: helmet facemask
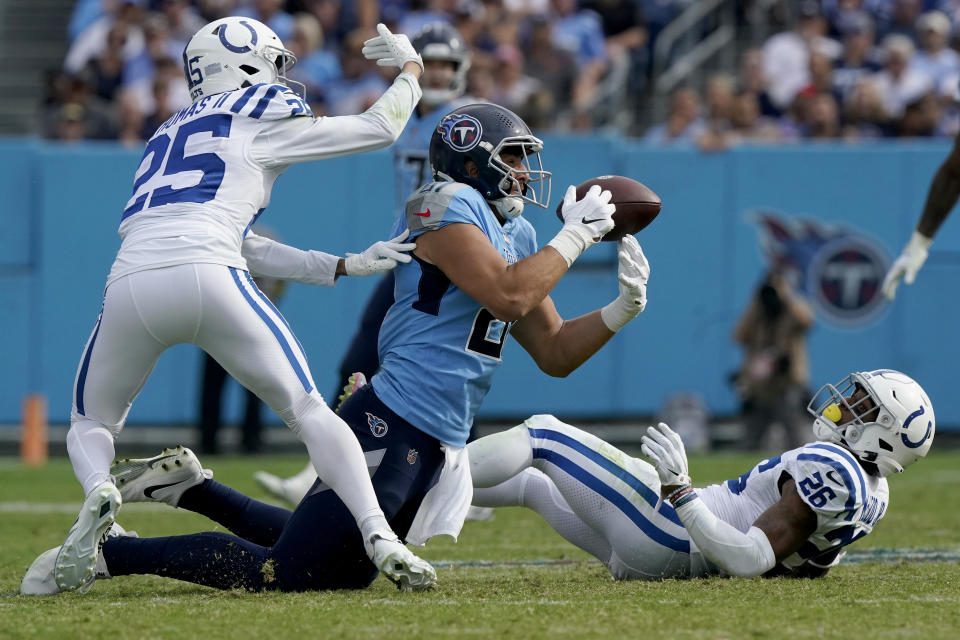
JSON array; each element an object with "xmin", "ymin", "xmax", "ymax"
[{"xmin": 482, "ymin": 137, "xmax": 551, "ymax": 219}]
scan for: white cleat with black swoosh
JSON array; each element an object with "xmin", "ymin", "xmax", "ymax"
[{"xmin": 111, "ymin": 446, "xmax": 212, "ymax": 508}]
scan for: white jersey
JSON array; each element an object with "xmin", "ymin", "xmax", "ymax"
[
  {"xmin": 107, "ymin": 74, "xmax": 421, "ymax": 286},
  {"xmin": 699, "ymin": 441, "xmax": 889, "ymax": 571}
]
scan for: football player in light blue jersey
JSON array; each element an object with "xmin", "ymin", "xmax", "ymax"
[
  {"xmin": 254, "ymin": 22, "xmax": 481, "ymax": 503},
  {"xmin": 32, "ymin": 102, "xmax": 653, "ymax": 595},
  {"xmin": 468, "ymin": 369, "xmax": 935, "ymax": 579}
]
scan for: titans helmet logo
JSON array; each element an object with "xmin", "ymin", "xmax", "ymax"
[{"xmin": 438, "ymin": 113, "xmax": 482, "ymax": 151}]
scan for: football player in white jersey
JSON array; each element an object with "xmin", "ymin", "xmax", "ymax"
[
  {"xmin": 468, "ymin": 369, "xmax": 934, "ymax": 579},
  {"xmin": 44, "ymin": 17, "xmax": 438, "ymax": 593}
]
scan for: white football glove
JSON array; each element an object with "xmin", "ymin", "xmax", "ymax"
[
  {"xmin": 601, "ymin": 235, "xmax": 650, "ymax": 332},
  {"xmin": 361, "ymin": 23, "xmax": 423, "ymax": 72},
  {"xmin": 344, "ymin": 229, "xmax": 416, "ymax": 277},
  {"xmin": 547, "ymin": 184, "xmax": 616, "ymax": 267},
  {"xmin": 882, "ymin": 230, "xmax": 932, "ymax": 300},
  {"xmin": 640, "ymin": 422, "xmax": 692, "ymax": 489}
]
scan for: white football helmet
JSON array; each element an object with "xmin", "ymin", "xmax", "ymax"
[
  {"xmin": 181, "ymin": 17, "xmax": 304, "ymax": 102},
  {"xmin": 807, "ymin": 369, "xmax": 935, "ymax": 476}
]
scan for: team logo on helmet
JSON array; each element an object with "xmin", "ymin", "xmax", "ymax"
[
  {"xmin": 218, "ymin": 20, "xmax": 258, "ymax": 54},
  {"xmin": 366, "ymin": 412, "xmax": 388, "ymax": 438},
  {"xmin": 438, "ymin": 113, "xmax": 482, "ymax": 151},
  {"xmin": 900, "ymin": 406, "xmax": 933, "ymax": 448},
  {"xmin": 751, "ymin": 210, "xmax": 890, "ymax": 328}
]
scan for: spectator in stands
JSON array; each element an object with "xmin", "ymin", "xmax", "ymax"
[
  {"xmin": 842, "ymin": 77, "xmax": 893, "ymax": 139},
  {"xmin": 116, "ymin": 89, "xmax": 145, "ymax": 146},
  {"xmin": 733, "ymin": 270, "xmax": 814, "ymax": 451},
  {"xmin": 323, "ymin": 28, "xmax": 388, "ymax": 115},
  {"xmin": 65, "ymin": 0, "xmax": 146, "ymax": 75},
  {"xmin": 762, "ymin": 1, "xmax": 839, "ymax": 112},
  {"xmin": 730, "ymin": 91, "xmax": 781, "ymax": 142},
  {"xmin": 832, "ymin": 12, "xmax": 881, "ymax": 101},
  {"xmin": 583, "ymin": 0, "xmax": 648, "ymax": 94},
  {"xmin": 738, "ymin": 48, "xmax": 780, "ymax": 117},
  {"xmin": 85, "ymin": 23, "xmax": 128, "ymax": 102},
  {"xmin": 642, "ymin": 86, "xmax": 706, "ymax": 145},
  {"xmin": 912, "ymin": 11, "xmax": 960, "ymax": 88},
  {"xmin": 876, "ymin": 0, "xmax": 924, "ymax": 40},
  {"xmin": 160, "ymin": 0, "xmax": 206, "ymax": 52},
  {"xmin": 696, "ymin": 73, "xmax": 737, "ymax": 152},
  {"xmin": 550, "ymin": 0, "xmax": 609, "ymax": 121},
  {"xmin": 490, "ymin": 44, "xmax": 543, "ymax": 116},
  {"xmin": 41, "ymin": 71, "xmax": 117, "ymax": 141},
  {"xmin": 524, "ymin": 15, "xmax": 577, "ymax": 122},
  {"xmin": 898, "ymin": 92, "xmax": 942, "ymax": 137},
  {"xmin": 805, "ymin": 92, "xmax": 842, "ymax": 138},
  {"xmin": 196, "ymin": 0, "xmax": 238, "ymax": 22},
  {"xmin": 288, "ymin": 12, "xmax": 341, "ymax": 109},
  {"xmin": 237, "ymin": 0, "xmax": 295, "ymax": 42},
  {"xmin": 873, "ymin": 34, "xmax": 934, "ymax": 119}
]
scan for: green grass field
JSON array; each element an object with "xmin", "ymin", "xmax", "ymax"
[{"xmin": 2, "ymin": 449, "xmax": 959, "ymax": 639}]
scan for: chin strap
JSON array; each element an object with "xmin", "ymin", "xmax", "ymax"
[{"xmin": 491, "ymin": 196, "xmax": 524, "ymax": 219}]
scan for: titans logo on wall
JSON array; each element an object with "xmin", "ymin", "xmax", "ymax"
[
  {"xmin": 752, "ymin": 211, "xmax": 890, "ymax": 328},
  {"xmin": 437, "ymin": 113, "xmax": 482, "ymax": 151}
]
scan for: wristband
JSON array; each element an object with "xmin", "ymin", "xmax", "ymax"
[
  {"xmin": 907, "ymin": 230, "xmax": 933, "ymax": 253},
  {"xmin": 600, "ymin": 297, "xmax": 640, "ymax": 333},
  {"xmin": 546, "ymin": 227, "xmax": 590, "ymax": 267}
]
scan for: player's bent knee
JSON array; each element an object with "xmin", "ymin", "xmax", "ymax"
[{"xmin": 275, "ymin": 392, "xmax": 329, "ymax": 438}]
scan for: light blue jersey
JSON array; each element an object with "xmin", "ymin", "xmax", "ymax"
[{"xmin": 372, "ymin": 181, "xmax": 538, "ymax": 446}]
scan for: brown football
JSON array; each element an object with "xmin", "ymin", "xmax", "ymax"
[{"xmin": 555, "ymin": 175, "xmax": 662, "ymax": 241}]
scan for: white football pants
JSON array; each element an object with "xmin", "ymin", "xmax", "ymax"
[
  {"xmin": 470, "ymin": 415, "xmax": 705, "ymax": 580},
  {"xmin": 68, "ymin": 263, "xmax": 385, "ymax": 529}
]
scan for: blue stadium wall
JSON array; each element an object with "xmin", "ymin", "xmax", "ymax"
[{"xmin": 2, "ymin": 138, "xmax": 958, "ymax": 429}]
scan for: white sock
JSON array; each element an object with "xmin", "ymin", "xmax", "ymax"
[
  {"xmin": 467, "ymin": 425, "xmax": 533, "ymax": 488},
  {"xmin": 474, "ymin": 468, "xmax": 611, "ymax": 561},
  {"xmin": 296, "ymin": 400, "xmax": 386, "ymax": 528},
  {"xmin": 66, "ymin": 420, "xmax": 116, "ymax": 495}
]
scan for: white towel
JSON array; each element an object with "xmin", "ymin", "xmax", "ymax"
[{"xmin": 405, "ymin": 444, "xmax": 472, "ymax": 546}]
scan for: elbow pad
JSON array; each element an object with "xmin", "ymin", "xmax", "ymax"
[{"xmin": 676, "ymin": 497, "xmax": 777, "ymax": 577}]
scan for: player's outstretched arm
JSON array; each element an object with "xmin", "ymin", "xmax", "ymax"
[
  {"xmin": 342, "ymin": 230, "xmax": 416, "ymax": 277},
  {"xmin": 242, "ymin": 232, "xmax": 341, "ymax": 286},
  {"xmin": 253, "ymin": 24, "xmax": 423, "ymax": 167},
  {"xmin": 642, "ymin": 423, "xmax": 784, "ymax": 578},
  {"xmin": 510, "ymin": 236, "xmax": 649, "ymax": 377},
  {"xmin": 883, "ymin": 132, "xmax": 960, "ymax": 299},
  {"xmin": 242, "ymin": 231, "xmax": 414, "ymax": 285}
]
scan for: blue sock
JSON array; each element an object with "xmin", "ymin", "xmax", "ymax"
[
  {"xmin": 178, "ymin": 479, "xmax": 290, "ymax": 546},
  {"xmin": 103, "ymin": 533, "xmax": 272, "ymax": 591}
]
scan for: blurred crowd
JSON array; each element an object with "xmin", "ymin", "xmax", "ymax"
[
  {"xmin": 43, "ymin": 0, "xmax": 659, "ymax": 143},
  {"xmin": 648, "ymin": 0, "xmax": 960, "ymax": 149},
  {"xmin": 42, "ymin": 0, "xmax": 960, "ymax": 146}
]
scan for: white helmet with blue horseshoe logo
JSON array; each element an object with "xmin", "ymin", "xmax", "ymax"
[
  {"xmin": 808, "ymin": 369, "xmax": 935, "ymax": 476},
  {"xmin": 181, "ymin": 17, "xmax": 302, "ymax": 102}
]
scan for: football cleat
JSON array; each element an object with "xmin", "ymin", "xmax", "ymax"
[
  {"xmin": 53, "ymin": 481, "xmax": 121, "ymax": 593},
  {"xmin": 364, "ymin": 532, "xmax": 437, "ymax": 592},
  {"xmin": 335, "ymin": 371, "xmax": 368, "ymax": 413},
  {"xmin": 111, "ymin": 445, "xmax": 212, "ymax": 507},
  {"xmin": 253, "ymin": 465, "xmax": 317, "ymax": 505},
  {"xmin": 23, "ymin": 524, "xmax": 136, "ymax": 595},
  {"xmin": 465, "ymin": 506, "xmax": 495, "ymax": 522}
]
